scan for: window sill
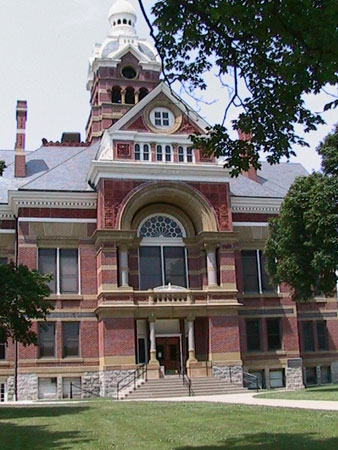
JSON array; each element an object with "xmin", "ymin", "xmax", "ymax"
[
  {"xmin": 246, "ymin": 350, "xmax": 286, "ymax": 356},
  {"xmin": 240, "ymin": 292, "xmax": 280, "ymax": 299},
  {"xmin": 0, "ymin": 360, "xmax": 9, "ymax": 365},
  {"xmin": 62, "ymin": 357, "xmax": 83, "ymax": 363},
  {"xmin": 47, "ymin": 294, "xmax": 83, "ymax": 301},
  {"xmin": 37, "ymin": 357, "xmax": 84, "ymax": 363}
]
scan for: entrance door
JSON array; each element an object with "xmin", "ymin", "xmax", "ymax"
[{"xmin": 156, "ymin": 337, "xmax": 180, "ymax": 374}]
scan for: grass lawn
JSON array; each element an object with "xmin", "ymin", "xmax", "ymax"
[
  {"xmin": 0, "ymin": 400, "xmax": 338, "ymax": 449},
  {"xmin": 255, "ymin": 384, "xmax": 338, "ymax": 401}
]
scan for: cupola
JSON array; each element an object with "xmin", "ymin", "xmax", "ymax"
[{"xmin": 108, "ymin": 0, "xmax": 137, "ymax": 37}]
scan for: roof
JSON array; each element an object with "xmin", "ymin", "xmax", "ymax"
[{"xmin": 0, "ymin": 143, "xmax": 307, "ymax": 204}]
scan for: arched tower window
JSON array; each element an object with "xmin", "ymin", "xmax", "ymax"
[
  {"xmin": 125, "ymin": 86, "xmax": 135, "ymax": 105},
  {"xmin": 112, "ymin": 86, "xmax": 122, "ymax": 104},
  {"xmin": 139, "ymin": 88, "xmax": 148, "ymax": 101},
  {"xmin": 138, "ymin": 215, "xmax": 187, "ymax": 290}
]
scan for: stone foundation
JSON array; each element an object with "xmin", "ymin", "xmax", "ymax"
[
  {"xmin": 82, "ymin": 372, "xmax": 101, "ymax": 398},
  {"xmin": 6, "ymin": 374, "xmax": 38, "ymax": 401},
  {"xmin": 331, "ymin": 361, "xmax": 338, "ymax": 383},
  {"xmin": 285, "ymin": 366, "xmax": 304, "ymax": 390},
  {"xmin": 99, "ymin": 370, "xmax": 134, "ymax": 398},
  {"xmin": 212, "ymin": 365, "xmax": 243, "ymax": 385}
]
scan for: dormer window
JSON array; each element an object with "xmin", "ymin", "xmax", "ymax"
[{"xmin": 150, "ymin": 108, "xmax": 174, "ymax": 129}]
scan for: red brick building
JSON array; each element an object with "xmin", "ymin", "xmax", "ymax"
[{"xmin": 0, "ymin": 1, "xmax": 337, "ymax": 401}]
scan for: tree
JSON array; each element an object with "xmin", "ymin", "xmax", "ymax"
[
  {"xmin": 265, "ymin": 125, "xmax": 338, "ymax": 302},
  {"xmin": 0, "ymin": 262, "xmax": 53, "ymax": 345},
  {"xmin": 139, "ymin": 0, "xmax": 338, "ymax": 175}
]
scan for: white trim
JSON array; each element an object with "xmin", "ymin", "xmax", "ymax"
[
  {"xmin": 256, "ymin": 250, "xmax": 263, "ymax": 294},
  {"xmin": 231, "ymin": 196, "xmax": 282, "ymax": 214},
  {"xmin": 56, "ymin": 248, "xmax": 60, "ymax": 296},
  {"xmin": 233, "ymin": 222, "xmax": 269, "ymax": 227},
  {"xmin": 88, "ymin": 160, "xmax": 231, "ymax": 186},
  {"xmin": 18, "ymin": 218, "xmax": 97, "ymax": 224},
  {"xmin": 0, "ymin": 229, "xmax": 16, "ymax": 234},
  {"xmin": 78, "ymin": 247, "xmax": 81, "ymax": 296}
]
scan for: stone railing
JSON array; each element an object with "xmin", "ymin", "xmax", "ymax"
[{"xmin": 149, "ymin": 291, "xmax": 194, "ymax": 305}]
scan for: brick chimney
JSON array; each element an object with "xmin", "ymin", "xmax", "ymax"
[
  {"xmin": 238, "ymin": 130, "xmax": 258, "ymax": 183},
  {"xmin": 14, "ymin": 100, "xmax": 28, "ymax": 178}
]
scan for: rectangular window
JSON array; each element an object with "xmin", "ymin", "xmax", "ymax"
[
  {"xmin": 305, "ymin": 367, "xmax": 317, "ymax": 385},
  {"xmin": 302, "ymin": 321, "xmax": 315, "ymax": 352},
  {"xmin": 165, "ymin": 145, "xmax": 171, "ymax": 162},
  {"xmin": 178, "ymin": 146, "xmax": 184, "ymax": 162},
  {"xmin": 270, "ymin": 369, "xmax": 285, "ymax": 388},
  {"xmin": 320, "ymin": 366, "xmax": 331, "ymax": 384},
  {"xmin": 38, "ymin": 249, "xmax": 57, "ymax": 293},
  {"xmin": 0, "ymin": 340, "xmax": 6, "ymax": 360},
  {"xmin": 63, "ymin": 322, "xmax": 80, "ymax": 358},
  {"xmin": 260, "ymin": 251, "xmax": 275, "ymax": 292},
  {"xmin": 317, "ymin": 321, "xmax": 328, "ymax": 350},
  {"xmin": 156, "ymin": 145, "xmax": 163, "ymax": 161},
  {"xmin": 139, "ymin": 247, "xmax": 162, "ymax": 290},
  {"xmin": 0, "ymin": 257, "xmax": 7, "ymax": 265},
  {"xmin": 38, "ymin": 322, "xmax": 56, "ymax": 358},
  {"xmin": 246, "ymin": 319, "xmax": 261, "ymax": 352},
  {"xmin": 135, "ymin": 144, "xmax": 140, "ymax": 160},
  {"xmin": 143, "ymin": 144, "xmax": 149, "ymax": 161},
  {"xmin": 187, "ymin": 147, "xmax": 193, "ymax": 163},
  {"xmin": 59, "ymin": 249, "xmax": 78, "ymax": 294},
  {"xmin": 267, "ymin": 318, "xmax": 282, "ymax": 350},
  {"xmin": 241, "ymin": 251, "xmax": 259, "ymax": 293},
  {"xmin": 164, "ymin": 247, "xmax": 186, "ymax": 287}
]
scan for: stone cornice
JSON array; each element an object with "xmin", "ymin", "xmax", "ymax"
[
  {"xmin": 93, "ymin": 229, "xmax": 140, "ymax": 249},
  {"xmin": 0, "ymin": 205, "xmax": 15, "ymax": 220},
  {"xmin": 8, "ymin": 191, "xmax": 97, "ymax": 215},
  {"xmin": 231, "ymin": 196, "xmax": 282, "ymax": 214},
  {"xmin": 184, "ymin": 231, "xmax": 238, "ymax": 248}
]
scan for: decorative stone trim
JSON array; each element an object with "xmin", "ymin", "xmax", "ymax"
[{"xmin": 231, "ymin": 197, "xmax": 282, "ymax": 214}]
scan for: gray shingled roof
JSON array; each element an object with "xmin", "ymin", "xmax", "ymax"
[{"xmin": 0, "ymin": 145, "xmax": 307, "ymax": 203}]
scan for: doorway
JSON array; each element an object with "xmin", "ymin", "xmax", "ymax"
[{"xmin": 156, "ymin": 337, "xmax": 181, "ymax": 374}]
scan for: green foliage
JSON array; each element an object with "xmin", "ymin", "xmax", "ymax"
[
  {"xmin": 0, "ymin": 263, "xmax": 53, "ymax": 345},
  {"xmin": 265, "ymin": 126, "xmax": 338, "ymax": 302},
  {"xmin": 0, "ymin": 160, "xmax": 6, "ymax": 176},
  {"xmin": 149, "ymin": 0, "xmax": 338, "ymax": 175}
]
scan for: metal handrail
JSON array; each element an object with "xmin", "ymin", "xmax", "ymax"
[
  {"xmin": 116, "ymin": 363, "xmax": 147, "ymax": 400},
  {"xmin": 69, "ymin": 382, "xmax": 101, "ymax": 399},
  {"xmin": 243, "ymin": 371, "xmax": 260, "ymax": 392},
  {"xmin": 179, "ymin": 365, "xmax": 193, "ymax": 396}
]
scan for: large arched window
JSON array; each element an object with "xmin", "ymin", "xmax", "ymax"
[{"xmin": 138, "ymin": 215, "xmax": 188, "ymax": 290}]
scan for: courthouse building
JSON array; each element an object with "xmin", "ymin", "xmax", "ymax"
[{"xmin": 0, "ymin": 1, "xmax": 337, "ymax": 401}]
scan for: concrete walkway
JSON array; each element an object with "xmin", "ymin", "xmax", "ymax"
[{"xmin": 126, "ymin": 392, "xmax": 338, "ymax": 411}]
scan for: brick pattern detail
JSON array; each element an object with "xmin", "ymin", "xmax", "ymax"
[
  {"xmin": 80, "ymin": 246, "xmax": 97, "ymax": 295},
  {"xmin": 195, "ymin": 317, "xmax": 209, "ymax": 359},
  {"xmin": 19, "ymin": 208, "xmax": 96, "ymax": 219},
  {"xmin": 219, "ymin": 246, "xmax": 237, "ymax": 287},
  {"xmin": 209, "ymin": 315, "xmax": 240, "ymax": 354},
  {"xmin": 101, "ymin": 318, "xmax": 135, "ymax": 357}
]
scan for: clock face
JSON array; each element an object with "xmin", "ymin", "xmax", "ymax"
[
  {"xmin": 150, "ymin": 107, "xmax": 174, "ymax": 129},
  {"xmin": 121, "ymin": 65, "xmax": 137, "ymax": 80}
]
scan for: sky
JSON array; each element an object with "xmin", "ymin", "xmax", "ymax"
[{"xmin": 0, "ymin": 0, "xmax": 336, "ymax": 173}]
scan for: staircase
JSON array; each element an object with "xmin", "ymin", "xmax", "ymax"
[{"xmin": 122, "ymin": 376, "xmax": 247, "ymax": 400}]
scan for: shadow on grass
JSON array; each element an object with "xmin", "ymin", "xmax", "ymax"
[
  {"xmin": 176, "ymin": 433, "xmax": 338, "ymax": 450},
  {"xmin": 0, "ymin": 406, "xmax": 92, "ymax": 449}
]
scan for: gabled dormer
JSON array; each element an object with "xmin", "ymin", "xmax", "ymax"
[{"xmin": 86, "ymin": 0, "xmax": 161, "ymax": 142}]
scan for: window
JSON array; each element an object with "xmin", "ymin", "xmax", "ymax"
[
  {"xmin": 0, "ymin": 339, "xmax": 6, "ymax": 360},
  {"xmin": 156, "ymin": 145, "xmax": 172, "ymax": 162},
  {"xmin": 125, "ymin": 87, "xmax": 135, "ymax": 104},
  {"xmin": 137, "ymin": 338, "xmax": 146, "ymax": 364},
  {"xmin": 305, "ymin": 367, "xmax": 317, "ymax": 386},
  {"xmin": 139, "ymin": 88, "xmax": 148, "ymax": 101},
  {"xmin": 302, "ymin": 321, "xmax": 315, "ymax": 351},
  {"xmin": 267, "ymin": 318, "xmax": 282, "ymax": 350},
  {"xmin": 320, "ymin": 366, "xmax": 331, "ymax": 384},
  {"xmin": 112, "ymin": 86, "xmax": 122, "ymax": 104},
  {"xmin": 38, "ymin": 322, "xmax": 55, "ymax": 358},
  {"xmin": 241, "ymin": 250, "xmax": 275, "ymax": 293},
  {"xmin": 138, "ymin": 215, "xmax": 187, "ymax": 290},
  {"xmin": 317, "ymin": 321, "xmax": 328, "ymax": 350},
  {"xmin": 38, "ymin": 248, "xmax": 79, "ymax": 294},
  {"xmin": 63, "ymin": 322, "xmax": 80, "ymax": 358},
  {"xmin": 0, "ymin": 257, "xmax": 7, "ymax": 265},
  {"xmin": 178, "ymin": 146, "xmax": 194, "ymax": 163},
  {"xmin": 246, "ymin": 319, "xmax": 261, "ymax": 352},
  {"xmin": 135, "ymin": 143, "xmax": 150, "ymax": 161},
  {"xmin": 150, "ymin": 108, "xmax": 174, "ymax": 129},
  {"xmin": 269, "ymin": 369, "xmax": 285, "ymax": 388}
]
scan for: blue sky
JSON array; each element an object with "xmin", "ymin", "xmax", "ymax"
[{"xmin": 0, "ymin": 0, "xmax": 336, "ymax": 173}]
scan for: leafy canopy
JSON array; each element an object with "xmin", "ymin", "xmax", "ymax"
[
  {"xmin": 0, "ymin": 263, "xmax": 53, "ymax": 345},
  {"xmin": 265, "ymin": 125, "xmax": 338, "ymax": 302},
  {"xmin": 141, "ymin": 0, "xmax": 338, "ymax": 175}
]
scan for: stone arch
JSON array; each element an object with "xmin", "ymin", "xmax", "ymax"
[{"xmin": 118, "ymin": 181, "xmax": 218, "ymax": 235}]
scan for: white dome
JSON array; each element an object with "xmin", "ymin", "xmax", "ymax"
[{"xmin": 109, "ymin": 0, "xmax": 137, "ymax": 19}]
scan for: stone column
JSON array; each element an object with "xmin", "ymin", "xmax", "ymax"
[
  {"xmin": 206, "ymin": 245, "xmax": 218, "ymax": 287},
  {"xmin": 121, "ymin": 89, "xmax": 126, "ymax": 104},
  {"xmin": 187, "ymin": 319, "xmax": 197, "ymax": 362},
  {"xmin": 149, "ymin": 319, "xmax": 158, "ymax": 364},
  {"xmin": 118, "ymin": 245, "xmax": 129, "ymax": 288},
  {"xmin": 134, "ymin": 90, "xmax": 140, "ymax": 103}
]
